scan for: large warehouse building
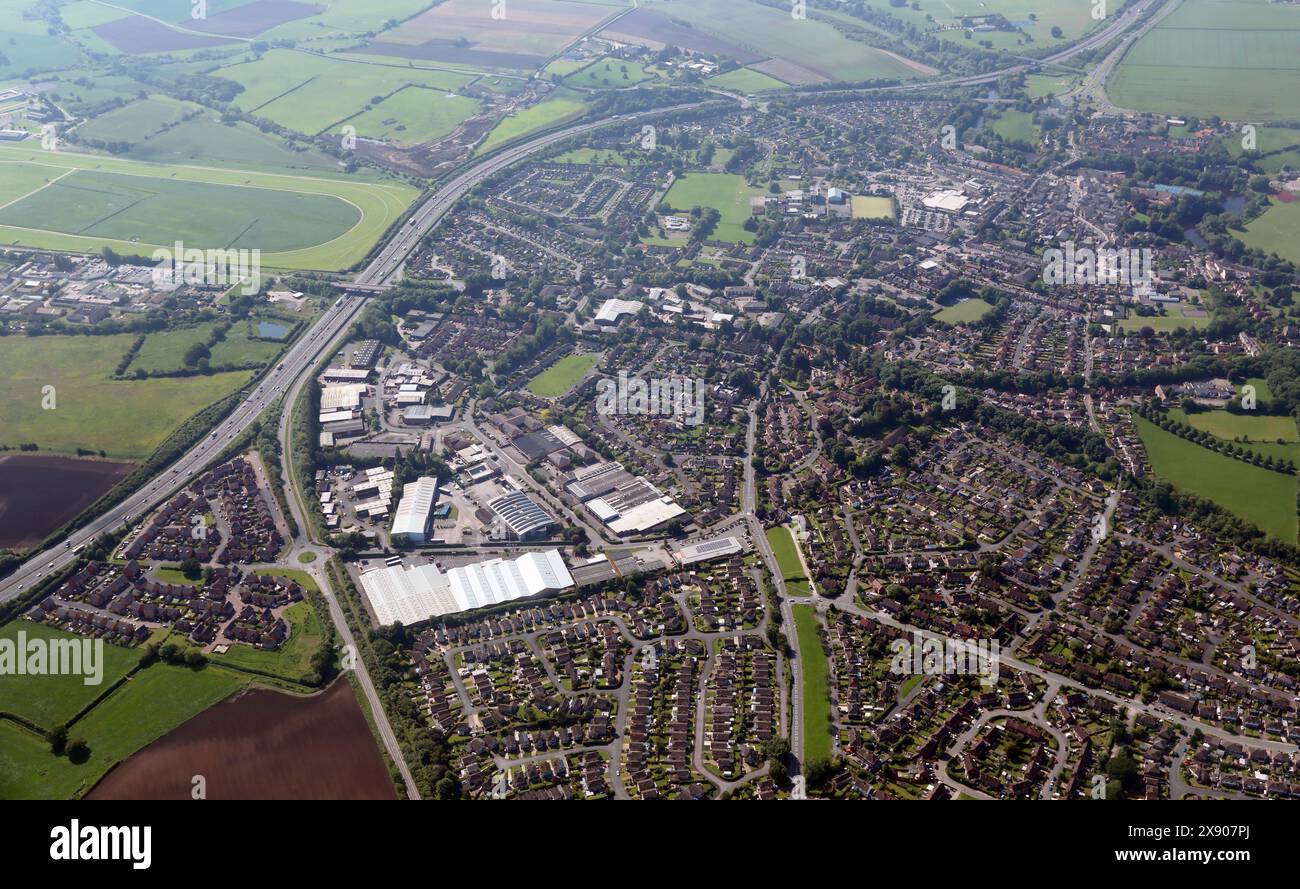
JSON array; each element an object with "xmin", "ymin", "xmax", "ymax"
[
  {"xmin": 390, "ymin": 476, "xmax": 439, "ymax": 543},
  {"xmin": 359, "ymin": 549, "xmax": 574, "ymax": 625}
]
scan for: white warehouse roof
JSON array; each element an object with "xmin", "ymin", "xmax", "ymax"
[{"xmin": 359, "ymin": 550, "xmax": 574, "ymax": 625}]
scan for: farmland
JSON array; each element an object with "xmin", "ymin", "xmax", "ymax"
[
  {"xmin": 478, "ymin": 88, "xmax": 589, "ymax": 154},
  {"xmin": 615, "ymin": 0, "xmax": 927, "ymax": 85},
  {"xmin": 1108, "ymin": 0, "xmax": 1300, "ymax": 121},
  {"xmin": 1239, "ymin": 197, "xmax": 1300, "ymax": 265},
  {"xmin": 660, "ymin": 172, "xmax": 765, "ymax": 244},
  {"xmin": 0, "ymin": 622, "xmax": 138, "ymax": 729},
  {"xmin": 0, "ymin": 334, "xmax": 253, "ymax": 459},
  {"xmin": 1132, "ymin": 414, "xmax": 1297, "ymax": 542},
  {"xmin": 217, "ymin": 49, "xmax": 477, "ymax": 137},
  {"xmin": 368, "ymin": 0, "xmax": 626, "ymax": 69},
  {"xmin": 330, "ymin": 86, "xmax": 481, "ymax": 147},
  {"xmin": 0, "ymin": 144, "xmax": 419, "ymax": 270},
  {"xmin": 127, "ymin": 318, "xmax": 288, "ymax": 375},
  {"xmin": 857, "ymin": 0, "xmax": 1097, "ymax": 52},
  {"xmin": 527, "ymin": 352, "xmax": 599, "ymax": 397}
]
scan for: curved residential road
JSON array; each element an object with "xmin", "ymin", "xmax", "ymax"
[{"xmin": 0, "ymin": 99, "xmax": 728, "ymax": 607}]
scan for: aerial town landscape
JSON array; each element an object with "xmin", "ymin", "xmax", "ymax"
[{"xmin": 0, "ymin": 0, "xmax": 1294, "ymax": 836}]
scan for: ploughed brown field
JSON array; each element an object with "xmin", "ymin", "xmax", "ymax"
[
  {"xmin": 87, "ymin": 681, "xmax": 397, "ymax": 800},
  {"xmin": 0, "ymin": 454, "xmax": 133, "ymax": 551}
]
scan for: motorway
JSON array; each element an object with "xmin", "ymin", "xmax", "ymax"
[{"xmin": 0, "ymin": 99, "xmax": 724, "ymax": 607}]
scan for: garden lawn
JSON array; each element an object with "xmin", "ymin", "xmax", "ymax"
[{"xmin": 792, "ymin": 604, "xmax": 833, "ymax": 762}]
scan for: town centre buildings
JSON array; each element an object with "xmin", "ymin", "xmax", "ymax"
[{"xmin": 359, "ymin": 549, "xmax": 575, "ymax": 625}]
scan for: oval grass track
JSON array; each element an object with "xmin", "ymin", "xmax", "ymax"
[{"xmin": 0, "ymin": 144, "xmax": 420, "ymax": 271}]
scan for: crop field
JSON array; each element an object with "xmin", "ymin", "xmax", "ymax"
[
  {"xmin": 122, "ymin": 117, "xmax": 351, "ymax": 176},
  {"xmin": 1133, "ymin": 414, "xmax": 1297, "ymax": 542},
  {"xmin": 934, "ymin": 298, "xmax": 993, "ymax": 325},
  {"xmin": 621, "ymin": 0, "xmax": 925, "ymax": 85},
  {"xmin": 331, "ymin": 85, "xmax": 482, "ymax": 147},
  {"xmin": 378, "ymin": 0, "xmax": 624, "ymax": 67},
  {"xmin": 217, "ymin": 49, "xmax": 477, "ymax": 136},
  {"xmin": 527, "ymin": 352, "xmax": 599, "ymax": 397},
  {"xmin": 0, "ymin": 334, "xmax": 253, "ymax": 459},
  {"xmin": 660, "ymin": 172, "xmax": 765, "ymax": 244},
  {"xmin": 0, "ymin": 145, "xmax": 419, "ymax": 270},
  {"xmin": 1108, "ymin": 0, "xmax": 1300, "ymax": 121},
  {"xmin": 1240, "ymin": 196, "xmax": 1300, "ymax": 264},
  {"xmin": 477, "ymin": 88, "xmax": 588, "ymax": 154},
  {"xmin": 75, "ymin": 96, "xmax": 194, "ymax": 143},
  {"xmin": 792, "ymin": 604, "xmax": 833, "ymax": 762},
  {"xmin": 0, "ymin": 169, "xmax": 358, "ymax": 253}
]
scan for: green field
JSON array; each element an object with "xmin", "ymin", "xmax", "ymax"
[
  {"xmin": 1024, "ymin": 73, "xmax": 1078, "ymax": 99},
  {"xmin": 0, "ymin": 169, "xmax": 357, "ymax": 253},
  {"xmin": 1118, "ymin": 303, "xmax": 1210, "ymax": 332},
  {"xmin": 934, "ymin": 299, "xmax": 993, "ymax": 325},
  {"xmin": 640, "ymin": 0, "xmax": 927, "ymax": 84},
  {"xmin": 660, "ymin": 172, "xmax": 764, "ymax": 244},
  {"xmin": 0, "ymin": 334, "xmax": 253, "ymax": 459},
  {"xmin": 857, "ymin": 0, "xmax": 1097, "ymax": 53},
  {"xmin": 128, "ymin": 320, "xmax": 285, "ymax": 374},
  {"xmin": 0, "ymin": 144, "xmax": 418, "ymax": 270},
  {"xmin": 108, "ymin": 116, "xmax": 352, "ymax": 176},
  {"xmin": 1108, "ymin": 0, "xmax": 1300, "ymax": 121},
  {"xmin": 988, "ymin": 109, "xmax": 1039, "ymax": 146},
  {"xmin": 0, "ymin": 622, "xmax": 138, "ymax": 729},
  {"xmin": 792, "ymin": 604, "xmax": 833, "ymax": 762},
  {"xmin": 766, "ymin": 525, "xmax": 811, "ymax": 597},
  {"xmin": 76, "ymin": 96, "xmax": 194, "ymax": 144},
  {"xmin": 477, "ymin": 88, "xmax": 588, "ymax": 155},
  {"xmin": 210, "ymin": 601, "xmax": 323, "ymax": 683},
  {"xmin": 218, "ymin": 49, "xmax": 476, "ymax": 136},
  {"xmin": 1240, "ymin": 197, "xmax": 1300, "ymax": 265},
  {"xmin": 565, "ymin": 58, "xmax": 655, "ymax": 89},
  {"xmin": 526, "ymin": 352, "xmax": 599, "ymax": 397},
  {"xmin": 551, "ymin": 147, "xmax": 632, "ymax": 165},
  {"xmin": 706, "ymin": 67, "xmax": 787, "ymax": 93},
  {"xmin": 1133, "ymin": 414, "xmax": 1297, "ymax": 542},
  {"xmin": 1169, "ymin": 408, "xmax": 1297, "ymax": 444},
  {"xmin": 851, "ymin": 195, "xmax": 895, "ymax": 220},
  {"xmin": 331, "ymin": 85, "xmax": 480, "ymax": 147}
]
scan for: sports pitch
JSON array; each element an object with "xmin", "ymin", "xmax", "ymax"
[
  {"xmin": 660, "ymin": 172, "xmax": 765, "ymax": 244},
  {"xmin": 0, "ymin": 145, "xmax": 419, "ymax": 270}
]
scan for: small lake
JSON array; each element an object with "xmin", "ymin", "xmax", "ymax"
[{"xmin": 256, "ymin": 321, "xmax": 290, "ymax": 340}]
